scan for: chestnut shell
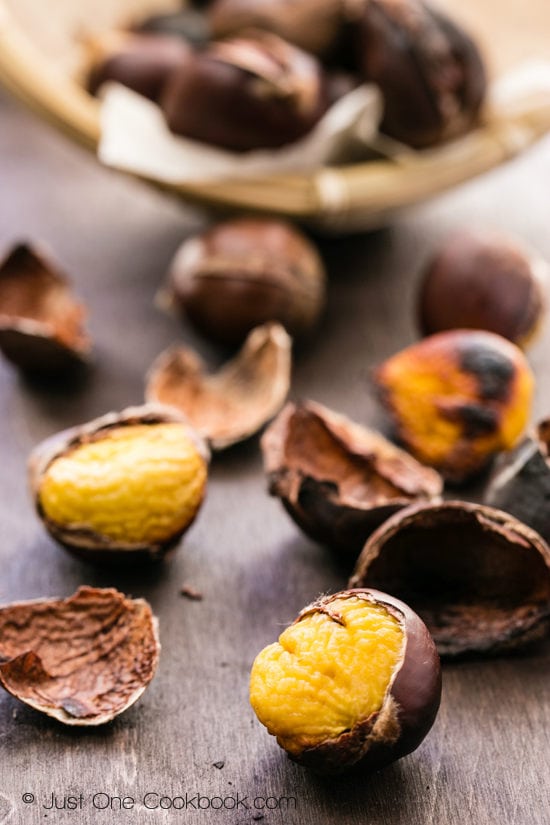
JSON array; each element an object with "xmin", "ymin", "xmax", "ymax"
[
  {"xmin": 283, "ymin": 589, "xmax": 441, "ymax": 775},
  {"xmin": 350, "ymin": 501, "xmax": 550, "ymax": 656}
]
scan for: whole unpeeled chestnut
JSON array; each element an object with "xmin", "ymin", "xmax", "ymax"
[
  {"xmin": 250, "ymin": 589, "xmax": 441, "ymax": 775},
  {"xmin": 160, "ymin": 31, "xmax": 329, "ymax": 151},
  {"xmin": 87, "ymin": 31, "xmax": 193, "ymax": 101},
  {"xmin": 357, "ymin": 0, "xmax": 487, "ymax": 148},
  {"xmin": 418, "ymin": 231, "xmax": 547, "ymax": 347},
  {"xmin": 163, "ymin": 218, "xmax": 326, "ymax": 346}
]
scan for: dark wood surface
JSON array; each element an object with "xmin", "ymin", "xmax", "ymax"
[{"xmin": 1, "ymin": 87, "xmax": 550, "ymax": 825}]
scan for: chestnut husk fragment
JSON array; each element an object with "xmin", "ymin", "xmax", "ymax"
[
  {"xmin": 282, "ymin": 589, "xmax": 441, "ymax": 775},
  {"xmin": 350, "ymin": 501, "xmax": 550, "ymax": 656},
  {"xmin": 29, "ymin": 404, "xmax": 209, "ymax": 563},
  {"xmin": 0, "ymin": 244, "xmax": 91, "ymax": 375},
  {"xmin": 0, "ymin": 587, "xmax": 159, "ymax": 726},
  {"xmin": 160, "ymin": 30, "xmax": 329, "ymax": 151},
  {"xmin": 261, "ymin": 401, "xmax": 442, "ymax": 561},
  {"xmin": 146, "ymin": 323, "xmax": 291, "ymax": 450},
  {"xmin": 485, "ymin": 419, "xmax": 550, "ymax": 546},
  {"xmin": 162, "ymin": 218, "xmax": 326, "ymax": 347},
  {"xmin": 87, "ymin": 31, "xmax": 193, "ymax": 101},
  {"xmin": 357, "ymin": 0, "xmax": 487, "ymax": 148}
]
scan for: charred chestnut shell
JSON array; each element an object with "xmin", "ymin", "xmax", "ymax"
[
  {"xmin": 160, "ymin": 30, "xmax": 329, "ymax": 151},
  {"xmin": 250, "ymin": 588, "xmax": 441, "ymax": 775},
  {"xmin": 0, "ymin": 587, "xmax": 159, "ymax": 726},
  {"xmin": 261, "ymin": 400, "xmax": 442, "ymax": 561},
  {"xmin": 357, "ymin": 0, "xmax": 487, "ymax": 148},
  {"xmin": 350, "ymin": 501, "xmax": 550, "ymax": 656}
]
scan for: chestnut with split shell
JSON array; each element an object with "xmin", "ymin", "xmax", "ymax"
[
  {"xmin": 261, "ymin": 400, "xmax": 442, "ymax": 561},
  {"xmin": 0, "ymin": 587, "xmax": 159, "ymax": 726},
  {"xmin": 0, "ymin": 243, "xmax": 91, "ymax": 375},
  {"xmin": 374, "ymin": 329, "xmax": 534, "ymax": 484},
  {"xmin": 146, "ymin": 323, "xmax": 291, "ymax": 450},
  {"xmin": 29, "ymin": 404, "xmax": 209, "ymax": 563},
  {"xmin": 250, "ymin": 589, "xmax": 441, "ymax": 775},
  {"xmin": 350, "ymin": 501, "xmax": 550, "ymax": 656}
]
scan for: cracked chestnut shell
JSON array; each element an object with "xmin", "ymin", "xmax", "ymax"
[
  {"xmin": 160, "ymin": 30, "xmax": 329, "ymax": 151},
  {"xmin": 374, "ymin": 330, "xmax": 534, "ymax": 484},
  {"xmin": 418, "ymin": 231, "xmax": 547, "ymax": 347},
  {"xmin": 262, "ymin": 400, "xmax": 442, "ymax": 561},
  {"xmin": 250, "ymin": 589, "xmax": 441, "ymax": 775},
  {"xmin": 87, "ymin": 31, "xmax": 193, "ymax": 101},
  {"xmin": 350, "ymin": 501, "xmax": 550, "ymax": 656},
  {"xmin": 0, "ymin": 243, "xmax": 91, "ymax": 375},
  {"xmin": 485, "ymin": 418, "xmax": 550, "ymax": 546},
  {"xmin": 163, "ymin": 218, "xmax": 326, "ymax": 346},
  {"xmin": 0, "ymin": 587, "xmax": 159, "ymax": 726},
  {"xmin": 29, "ymin": 405, "xmax": 209, "ymax": 563},
  {"xmin": 357, "ymin": 0, "xmax": 487, "ymax": 148}
]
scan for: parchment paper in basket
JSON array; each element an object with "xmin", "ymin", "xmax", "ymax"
[{"xmin": 98, "ymin": 82, "xmax": 384, "ymax": 183}]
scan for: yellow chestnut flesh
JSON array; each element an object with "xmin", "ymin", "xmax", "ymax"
[
  {"xmin": 39, "ymin": 423, "xmax": 207, "ymax": 547},
  {"xmin": 250, "ymin": 596, "xmax": 404, "ymax": 756}
]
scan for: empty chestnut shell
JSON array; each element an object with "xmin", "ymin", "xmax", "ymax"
[
  {"xmin": 374, "ymin": 330, "xmax": 534, "ymax": 484},
  {"xmin": 350, "ymin": 501, "xmax": 550, "ymax": 656},
  {"xmin": 0, "ymin": 587, "xmax": 159, "ymax": 725},
  {"xmin": 146, "ymin": 323, "xmax": 291, "ymax": 449},
  {"xmin": 29, "ymin": 404, "xmax": 209, "ymax": 563},
  {"xmin": 250, "ymin": 588, "xmax": 441, "ymax": 775},
  {"xmin": 86, "ymin": 31, "xmax": 193, "ymax": 101},
  {"xmin": 162, "ymin": 218, "xmax": 326, "ymax": 347},
  {"xmin": 262, "ymin": 400, "xmax": 442, "ymax": 561},
  {"xmin": 160, "ymin": 30, "xmax": 329, "ymax": 151},
  {"xmin": 0, "ymin": 243, "xmax": 91, "ymax": 375},
  {"xmin": 357, "ymin": 0, "xmax": 487, "ymax": 148},
  {"xmin": 485, "ymin": 418, "xmax": 550, "ymax": 546},
  {"xmin": 418, "ymin": 231, "xmax": 547, "ymax": 347}
]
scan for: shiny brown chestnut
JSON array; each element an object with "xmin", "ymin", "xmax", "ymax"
[
  {"xmin": 418, "ymin": 231, "xmax": 547, "ymax": 347},
  {"xmin": 87, "ymin": 31, "xmax": 193, "ymax": 101},
  {"xmin": 261, "ymin": 400, "xmax": 442, "ymax": 562},
  {"xmin": 350, "ymin": 501, "xmax": 550, "ymax": 656},
  {"xmin": 357, "ymin": 0, "xmax": 487, "ymax": 148},
  {"xmin": 160, "ymin": 30, "xmax": 329, "ymax": 151},
  {"xmin": 250, "ymin": 589, "xmax": 441, "ymax": 775},
  {"xmin": 162, "ymin": 218, "xmax": 326, "ymax": 346}
]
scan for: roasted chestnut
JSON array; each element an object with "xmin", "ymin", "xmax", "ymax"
[
  {"xmin": 357, "ymin": 0, "xmax": 487, "ymax": 148},
  {"xmin": 418, "ymin": 231, "xmax": 547, "ymax": 347},
  {"xmin": 87, "ymin": 31, "xmax": 192, "ymax": 101},
  {"xmin": 374, "ymin": 330, "xmax": 534, "ymax": 483},
  {"xmin": 162, "ymin": 218, "xmax": 326, "ymax": 346},
  {"xmin": 350, "ymin": 502, "xmax": 550, "ymax": 656},
  {"xmin": 261, "ymin": 400, "xmax": 442, "ymax": 561},
  {"xmin": 29, "ymin": 405, "xmax": 209, "ymax": 563},
  {"xmin": 250, "ymin": 589, "xmax": 441, "ymax": 774},
  {"xmin": 160, "ymin": 31, "xmax": 329, "ymax": 151}
]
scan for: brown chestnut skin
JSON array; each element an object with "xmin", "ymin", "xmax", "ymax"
[
  {"xmin": 160, "ymin": 31, "xmax": 330, "ymax": 151},
  {"xmin": 87, "ymin": 32, "xmax": 193, "ymax": 102},
  {"xmin": 250, "ymin": 589, "xmax": 441, "ymax": 775},
  {"xmin": 357, "ymin": 0, "xmax": 487, "ymax": 148},
  {"xmin": 418, "ymin": 231, "xmax": 547, "ymax": 347},
  {"xmin": 163, "ymin": 218, "xmax": 326, "ymax": 346}
]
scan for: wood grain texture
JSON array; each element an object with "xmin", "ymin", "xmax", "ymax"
[{"xmin": 1, "ymin": 77, "xmax": 550, "ymax": 825}]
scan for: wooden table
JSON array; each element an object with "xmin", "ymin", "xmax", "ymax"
[{"xmin": 1, "ymin": 74, "xmax": 550, "ymax": 824}]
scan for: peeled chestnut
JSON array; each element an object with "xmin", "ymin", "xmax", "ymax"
[
  {"xmin": 418, "ymin": 231, "xmax": 547, "ymax": 347},
  {"xmin": 162, "ymin": 218, "xmax": 326, "ymax": 346},
  {"xmin": 87, "ymin": 31, "xmax": 192, "ymax": 101},
  {"xmin": 374, "ymin": 330, "xmax": 534, "ymax": 483},
  {"xmin": 357, "ymin": 0, "xmax": 487, "ymax": 148},
  {"xmin": 160, "ymin": 31, "xmax": 329, "ymax": 151},
  {"xmin": 250, "ymin": 589, "xmax": 441, "ymax": 775}
]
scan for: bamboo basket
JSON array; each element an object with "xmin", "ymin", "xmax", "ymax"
[{"xmin": 1, "ymin": 0, "xmax": 550, "ymax": 231}]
